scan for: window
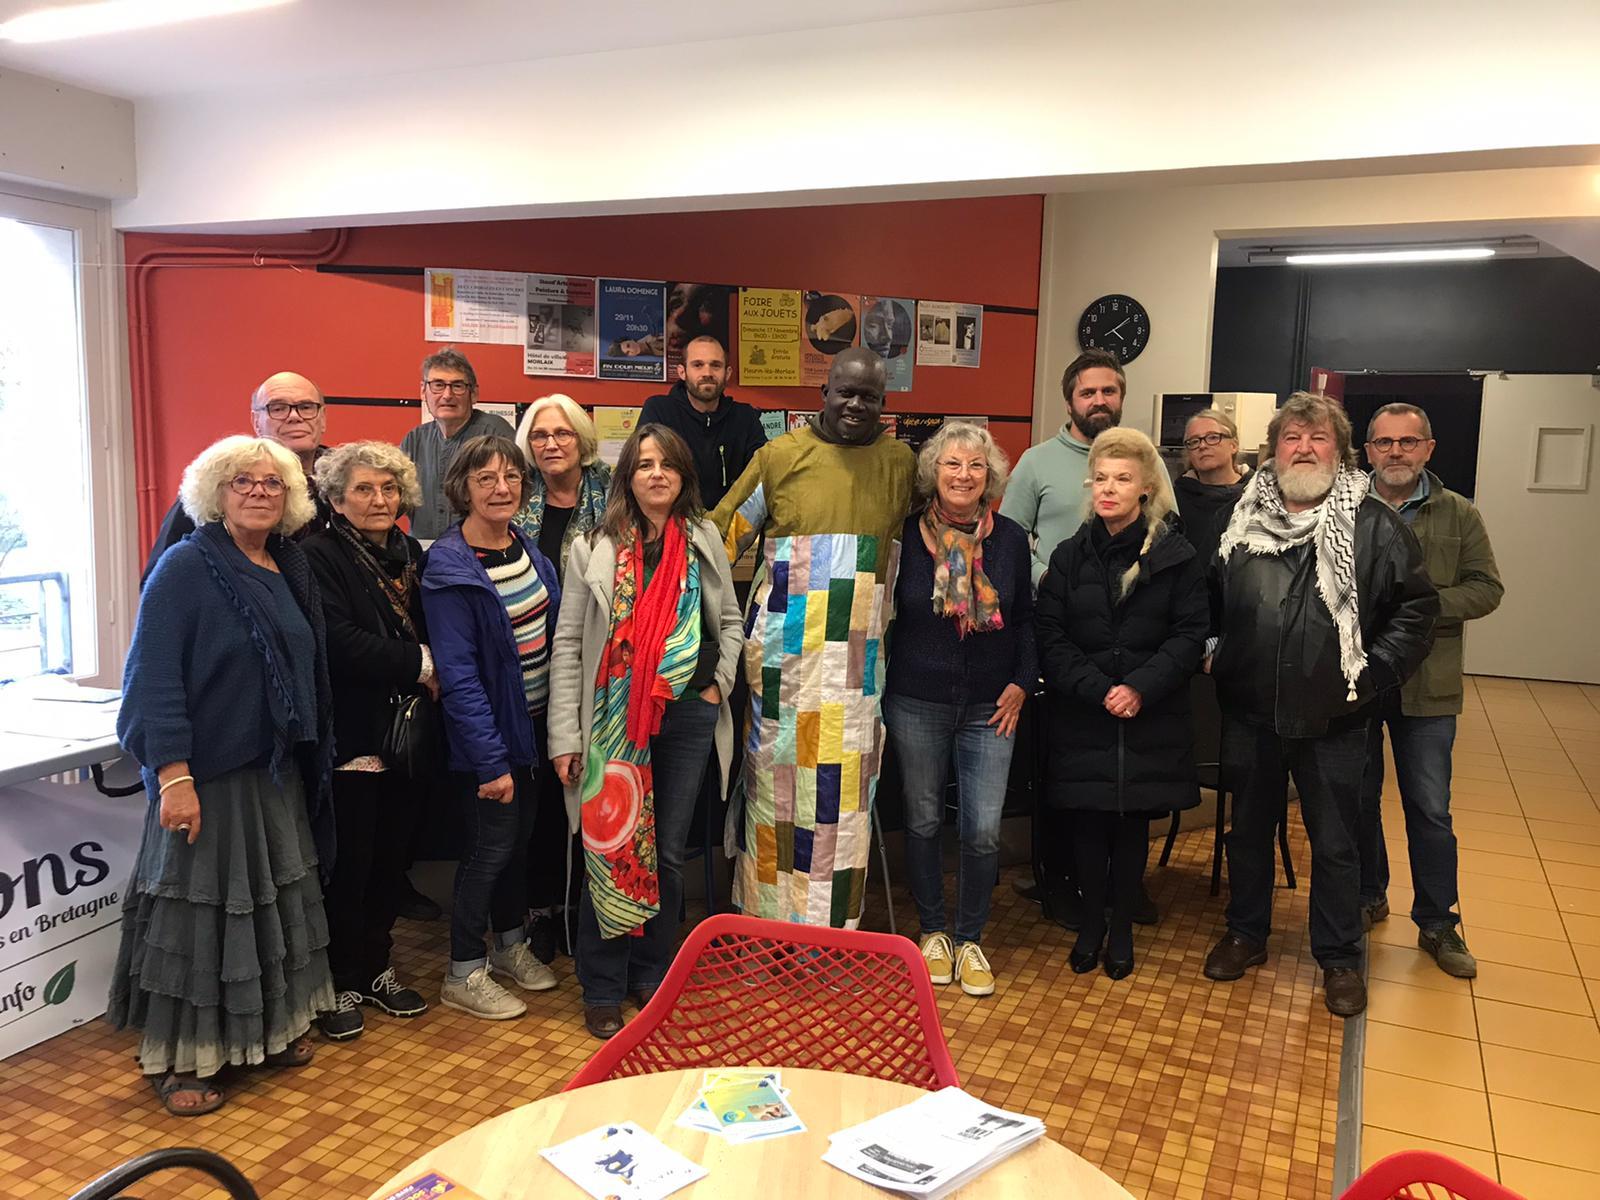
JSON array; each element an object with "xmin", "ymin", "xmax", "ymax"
[{"xmin": 0, "ymin": 190, "xmax": 133, "ymax": 688}]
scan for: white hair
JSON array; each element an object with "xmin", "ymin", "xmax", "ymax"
[
  {"xmin": 180, "ymin": 436, "xmax": 315, "ymax": 535},
  {"xmin": 313, "ymin": 440, "xmax": 422, "ymax": 514},
  {"xmin": 914, "ymin": 421, "xmax": 1011, "ymax": 506},
  {"xmin": 514, "ymin": 394, "xmax": 599, "ymax": 468}
]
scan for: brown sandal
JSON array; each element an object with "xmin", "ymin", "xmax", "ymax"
[
  {"xmin": 262, "ymin": 1036, "xmax": 314, "ymax": 1069},
  {"xmin": 151, "ymin": 1071, "xmax": 225, "ymax": 1116}
]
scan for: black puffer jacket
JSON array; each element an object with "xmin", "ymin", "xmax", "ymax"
[
  {"xmin": 1174, "ymin": 467, "xmax": 1249, "ymax": 567},
  {"xmin": 1209, "ymin": 495, "xmax": 1438, "ymax": 738},
  {"xmin": 1036, "ymin": 516, "xmax": 1209, "ymax": 814}
]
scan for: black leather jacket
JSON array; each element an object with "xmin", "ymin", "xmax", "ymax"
[{"xmin": 1209, "ymin": 496, "xmax": 1438, "ymax": 737}]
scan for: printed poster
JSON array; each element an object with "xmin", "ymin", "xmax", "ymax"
[
  {"xmin": 424, "ymin": 267, "xmax": 526, "ymax": 344},
  {"xmin": 916, "ymin": 301, "xmax": 983, "ymax": 368},
  {"xmin": 664, "ymin": 282, "xmax": 734, "ymax": 381},
  {"xmin": 758, "ymin": 410, "xmax": 787, "ymax": 441},
  {"xmin": 524, "ymin": 274, "xmax": 598, "ymax": 377},
  {"xmin": 861, "ymin": 295, "xmax": 915, "ymax": 392},
  {"xmin": 895, "ymin": 414, "xmax": 944, "ymax": 453},
  {"xmin": 799, "ymin": 291, "xmax": 860, "ymax": 387},
  {"xmin": 593, "ymin": 407, "xmax": 641, "ymax": 467},
  {"xmin": 738, "ymin": 288, "xmax": 802, "ymax": 387},
  {"xmin": 786, "ymin": 410, "xmax": 814, "ymax": 433},
  {"xmin": 597, "ymin": 279, "xmax": 667, "ymax": 381}
]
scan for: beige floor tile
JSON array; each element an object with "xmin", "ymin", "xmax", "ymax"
[
  {"xmin": 1491, "ymin": 1095, "xmax": 1600, "ymax": 1173},
  {"xmin": 1519, "ymin": 796, "xmax": 1600, "ymax": 825},
  {"xmin": 1368, "ymin": 942, "xmax": 1471, "ymax": 994},
  {"xmin": 1359, "ymin": 1126, "xmax": 1498, "ymax": 1178},
  {"xmin": 1588, "ymin": 979, "xmax": 1600, "ymax": 1013},
  {"xmin": 1368, "ymin": 914, "xmax": 1426, "ymax": 949},
  {"xmin": 1497, "ymin": 1158, "xmax": 1600, "ymax": 1200},
  {"xmin": 1553, "ymin": 885, "xmax": 1600, "ymax": 918},
  {"xmin": 1473, "ymin": 998, "xmax": 1600, "ymax": 1061},
  {"xmin": 1529, "ymin": 819, "xmax": 1600, "ymax": 847},
  {"xmin": 1536, "ymin": 840, "xmax": 1600, "ymax": 868},
  {"xmin": 1454, "ymin": 849, "xmax": 1547, "ymax": 883},
  {"xmin": 1471, "ymin": 960, "xmax": 1591, "ymax": 1013},
  {"xmin": 1456, "ymin": 872, "xmax": 1555, "ymax": 908},
  {"xmin": 1458, "ymin": 897, "xmax": 1569, "ymax": 941},
  {"xmin": 1543, "ymin": 860, "xmax": 1600, "ymax": 891},
  {"xmin": 1450, "ymin": 789, "xmax": 1525, "ymax": 816},
  {"xmin": 1562, "ymin": 912, "xmax": 1600, "ymax": 948},
  {"xmin": 1363, "ymin": 1068, "xmax": 1493, "ymax": 1150},
  {"xmin": 1455, "ymin": 829, "xmax": 1538, "ymax": 858},
  {"xmin": 1364, "ymin": 1023, "xmax": 1484, "ymax": 1090},
  {"xmin": 1449, "ymin": 810, "xmax": 1531, "ymax": 835},
  {"xmin": 1452, "ymin": 777, "xmax": 1520, "ymax": 800},
  {"xmin": 1455, "ymin": 764, "xmax": 1511, "ymax": 784},
  {"xmin": 1574, "ymin": 943, "xmax": 1600, "ymax": 980},
  {"xmin": 1366, "ymin": 980, "xmax": 1478, "ymax": 1039},
  {"xmin": 1482, "ymin": 1044, "xmax": 1600, "ymax": 1113},
  {"xmin": 1465, "ymin": 928, "xmax": 1580, "ymax": 977}
]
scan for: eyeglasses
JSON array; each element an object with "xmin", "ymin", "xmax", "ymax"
[
  {"xmin": 528, "ymin": 429, "xmax": 576, "ymax": 446},
  {"xmin": 424, "ymin": 379, "xmax": 472, "ymax": 396},
  {"xmin": 470, "ymin": 470, "xmax": 523, "ymax": 490},
  {"xmin": 254, "ymin": 401, "xmax": 323, "ymax": 421},
  {"xmin": 347, "ymin": 481, "xmax": 400, "ymax": 500},
  {"xmin": 1183, "ymin": 432, "xmax": 1229, "ymax": 449},
  {"xmin": 229, "ymin": 474, "xmax": 286, "ymax": 496},
  {"xmin": 1369, "ymin": 436, "xmax": 1426, "ymax": 452},
  {"xmin": 936, "ymin": 459, "xmax": 988, "ymax": 476}
]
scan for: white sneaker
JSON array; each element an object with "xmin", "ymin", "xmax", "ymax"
[
  {"xmin": 954, "ymin": 941, "xmax": 996, "ymax": 997},
  {"xmin": 489, "ymin": 941, "xmax": 559, "ymax": 992},
  {"xmin": 920, "ymin": 932, "xmax": 955, "ymax": 985},
  {"xmin": 440, "ymin": 966, "xmax": 527, "ymax": 1020}
]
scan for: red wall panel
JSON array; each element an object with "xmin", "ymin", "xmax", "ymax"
[{"xmin": 126, "ymin": 195, "xmax": 1044, "ymax": 553}]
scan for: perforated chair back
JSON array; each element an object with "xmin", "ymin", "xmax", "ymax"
[
  {"xmin": 1337, "ymin": 1151, "xmax": 1526, "ymax": 1200},
  {"xmin": 564, "ymin": 914, "xmax": 959, "ymax": 1091}
]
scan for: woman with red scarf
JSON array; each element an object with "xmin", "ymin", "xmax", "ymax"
[
  {"xmin": 883, "ymin": 423, "xmax": 1036, "ymax": 999},
  {"xmin": 546, "ymin": 425, "xmax": 743, "ymax": 1040}
]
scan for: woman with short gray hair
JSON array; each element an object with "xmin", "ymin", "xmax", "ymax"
[{"xmin": 301, "ymin": 441, "xmax": 435, "ymax": 1041}]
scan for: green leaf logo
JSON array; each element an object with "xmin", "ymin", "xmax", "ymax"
[{"xmin": 42, "ymin": 961, "xmax": 76, "ymax": 1006}]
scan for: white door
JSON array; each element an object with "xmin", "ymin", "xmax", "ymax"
[{"xmin": 1469, "ymin": 374, "xmax": 1600, "ymax": 684}]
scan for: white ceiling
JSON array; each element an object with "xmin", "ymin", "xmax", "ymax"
[{"xmin": 0, "ymin": 0, "xmax": 1058, "ymax": 99}]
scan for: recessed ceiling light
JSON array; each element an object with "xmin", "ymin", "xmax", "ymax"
[{"xmin": 0, "ymin": 0, "xmax": 292, "ymax": 44}]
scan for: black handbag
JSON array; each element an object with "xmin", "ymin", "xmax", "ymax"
[{"xmin": 382, "ymin": 687, "xmax": 442, "ymax": 778}]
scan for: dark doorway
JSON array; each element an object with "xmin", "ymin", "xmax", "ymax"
[{"xmin": 1341, "ymin": 374, "xmax": 1484, "ymax": 499}]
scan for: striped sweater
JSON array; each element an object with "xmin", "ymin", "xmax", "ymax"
[{"xmin": 475, "ymin": 539, "xmax": 552, "ymax": 716}]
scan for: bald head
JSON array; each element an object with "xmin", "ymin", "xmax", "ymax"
[
  {"xmin": 250, "ymin": 371, "xmax": 326, "ymax": 461},
  {"xmin": 819, "ymin": 347, "xmax": 888, "ymax": 444}
]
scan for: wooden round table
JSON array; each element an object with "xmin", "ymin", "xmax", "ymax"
[{"xmin": 368, "ymin": 1067, "xmax": 1134, "ymax": 1199}]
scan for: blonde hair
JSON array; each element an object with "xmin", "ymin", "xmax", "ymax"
[
  {"xmin": 1185, "ymin": 406, "xmax": 1238, "ymax": 442},
  {"xmin": 1084, "ymin": 427, "xmax": 1174, "ymax": 600},
  {"xmin": 914, "ymin": 421, "xmax": 1010, "ymax": 507},
  {"xmin": 180, "ymin": 436, "xmax": 315, "ymax": 535},
  {"xmin": 514, "ymin": 393, "xmax": 599, "ymax": 468},
  {"xmin": 313, "ymin": 440, "xmax": 423, "ymax": 514}
]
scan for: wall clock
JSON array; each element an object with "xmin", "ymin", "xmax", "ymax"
[{"xmin": 1077, "ymin": 294, "xmax": 1150, "ymax": 364}]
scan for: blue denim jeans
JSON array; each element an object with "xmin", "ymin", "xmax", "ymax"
[
  {"xmin": 449, "ymin": 764, "xmax": 538, "ymax": 966},
  {"xmin": 1358, "ymin": 707, "xmax": 1461, "ymax": 930},
  {"xmin": 883, "ymin": 693, "xmax": 1016, "ymax": 945},
  {"xmin": 576, "ymin": 694, "xmax": 719, "ymax": 1006}
]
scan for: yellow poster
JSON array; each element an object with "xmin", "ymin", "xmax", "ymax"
[
  {"xmin": 592, "ymin": 406, "xmax": 641, "ymax": 466},
  {"xmin": 738, "ymin": 287, "xmax": 803, "ymax": 387}
]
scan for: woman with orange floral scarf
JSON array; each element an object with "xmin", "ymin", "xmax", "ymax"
[{"xmin": 546, "ymin": 425, "xmax": 744, "ymax": 1040}]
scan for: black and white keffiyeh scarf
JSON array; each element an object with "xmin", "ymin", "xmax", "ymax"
[{"xmin": 1217, "ymin": 463, "xmax": 1370, "ymax": 700}]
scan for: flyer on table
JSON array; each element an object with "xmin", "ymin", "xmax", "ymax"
[
  {"xmin": 738, "ymin": 287, "xmax": 802, "ymax": 386},
  {"xmin": 597, "ymin": 279, "xmax": 668, "ymax": 381},
  {"xmin": 525, "ymin": 274, "xmax": 598, "ymax": 378},
  {"xmin": 664, "ymin": 282, "xmax": 735, "ymax": 382},
  {"xmin": 861, "ymin": 295, "xmax": 916, "ymax": 392},
  {"xmin": 799, "ymin": 291, "xmax": 860, "ymax": 387},
  {"xmin": 424, "ymin": 267, "xmax": 526, "ymax": 344}
]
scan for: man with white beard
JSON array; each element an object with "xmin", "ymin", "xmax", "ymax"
[{"xmin": 1201, "ymin": 392, "xmax": 1438, "ymax": 1017}]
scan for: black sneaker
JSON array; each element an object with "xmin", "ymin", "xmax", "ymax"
[
  {"xmin": 362, "ymin": 967, "xmax": 428, "ymax": 1017},
  {"xmin": 1418, "ymin": 926, "xmax": 1478, "ymax": 978},
  {"xmin": 527, "ymin": 912, "xmax": 559, "ymax": 965},
  {"xmin": 1362, "ymin": 896, "xmax": 1390, "ymax": 931},
  {"xmin": 318, "ymin": 991, "xmax": 365, "ymax": 1041}
]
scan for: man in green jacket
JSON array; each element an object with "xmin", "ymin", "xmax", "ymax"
[{"xmin": 1358, "ymin": 403, "xmax": 1503, "ymax": 978}]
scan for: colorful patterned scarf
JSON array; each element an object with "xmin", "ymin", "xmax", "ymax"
[
  {"xmin": 921, "ymin": 499, "xmax": 1004, "ymax": 638},
  {"xmin": 580, "ymin": 520, "xmax": 703, "ymax": 939}
]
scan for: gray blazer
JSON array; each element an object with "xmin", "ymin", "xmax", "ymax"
[{"xmin": 546, "ymin": 516, "xmax": 743, "ymax": 836}]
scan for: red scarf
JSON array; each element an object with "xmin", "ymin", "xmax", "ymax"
[{"xmin": 625, "ymin": 516, "xmax": 689, "ymax": 748}]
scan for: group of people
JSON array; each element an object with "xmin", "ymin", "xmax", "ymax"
[{"xmin": 109, "ymin": 337, "xmax": 1501, "ymax": 1119}]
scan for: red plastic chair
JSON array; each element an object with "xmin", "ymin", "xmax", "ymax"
[
  {"xmin": 563, "ymin": 913, "xmax": 960, "ymax": 1091},
  {"xmin": 1338, "ymin": 1152, "xmax": 1528, "ymax": 1200}
]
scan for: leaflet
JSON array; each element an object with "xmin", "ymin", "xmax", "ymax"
[{"xmin": 540, "ymin": 1122, "xmax": 706, "ymax": 1200}]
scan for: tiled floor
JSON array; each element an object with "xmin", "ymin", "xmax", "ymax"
[{"xmin": 1361, "ymin": 676, "xmax": 1600, "ymax": 1198}]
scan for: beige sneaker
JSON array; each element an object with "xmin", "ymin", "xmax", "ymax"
[
  {"xmin": 440, "ymin": 966, "xmax": 526, "ymax": 1020},
  {"xmin": 920, "ymin": 932, "xmax": 955, "ymax": 985},
  {"xmin": 489, "ymin": 941, "xmax": 559, "ymax": 992},
  {"xmin": 955, "ymin": 942, "xmax": 995, "ymax": 997}
]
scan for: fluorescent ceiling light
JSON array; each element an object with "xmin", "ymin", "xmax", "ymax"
[
  {"xmin": 0, "ymin": 0, "xmax": 291, "ymax": 43},
  {"xmin": 1284, "ymin": 247, "xmax": 1496, "ymax": 265}
]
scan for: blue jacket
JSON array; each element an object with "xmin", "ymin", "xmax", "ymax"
[{"xmin": 420, "ymin": 522, "xmax": 562, "ymax": 782}]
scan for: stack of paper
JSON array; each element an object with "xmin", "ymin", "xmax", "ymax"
[
  {"xmin": 540, "ymin": 1122, "xmax": 706, "ymax": 1200},
  {"xmin": 674, "ymin": 1067, "xmax": 807, "ymax": 1142},
  {"xmin": 823, "ymin": 1087, "xmax": 1045, "ymax": 1200}
]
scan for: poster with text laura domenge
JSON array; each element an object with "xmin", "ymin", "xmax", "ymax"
[{"xmin": 597, "ymin": 279, "xmax": 667, "ymax": 381}]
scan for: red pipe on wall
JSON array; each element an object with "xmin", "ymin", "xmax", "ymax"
[{"xmin": 125, "ymin": 228, "xmax": 350, "ymax": 552}]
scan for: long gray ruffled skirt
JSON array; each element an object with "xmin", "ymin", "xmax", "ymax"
[{"xmin": 106, "ymin": 766, "xmax": 335, "ymax": 1078}]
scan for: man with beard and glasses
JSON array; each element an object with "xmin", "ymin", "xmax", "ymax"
[
  {"xmin": 712, "ymin": 347, "xmax": 915, "ymax": 927},
  {"xmin": 1356, "ymin": 403, "xmax": 1501, "ymax": 979},
  {"xmin": 1002, "ymin": 348, "xmax": 1169, "ymax": 927},
  {"xmin": 641, "ymin": 335, "xmax": 767, "ymax": 510},
  {"xmin": 1203, "ymin": 392, "xmax": 1438, "ymax": 1017}
]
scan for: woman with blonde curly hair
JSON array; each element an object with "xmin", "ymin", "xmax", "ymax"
[
  {"xmin": 111, "ymin": 435, "xmax": 336, "ymax": 1115},
  {"xmin": 1034, "ymin": 427, "xmax": 1208, "ymax": 981},
  {"xmin": 301, "ymin": 441, "xmax": 435, "ymax": 1041}
]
